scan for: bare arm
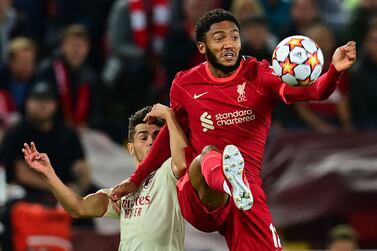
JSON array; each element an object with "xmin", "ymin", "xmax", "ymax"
[
  {"xmin": 22, "ymin": 142, "xmax": 108, "ymax": 218},
  {"xmin": 144, "ymin": 104, "xmax": 189, "ymax": 178}
]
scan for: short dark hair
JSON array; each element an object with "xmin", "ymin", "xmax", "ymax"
[
  {"xmin": 128, "ymin": 106, "xmax": 165, "ymax": 142},
  {"xmin": 62, "ymin": 24, "xmax": 89, "ymax": 42},
  {"xmin": 328, "ymin": 224, "xmax": 358, "ymax": 246},
  {"xmin": 195, "ymin": 8, "xmax": 241, "ymax": 43}
]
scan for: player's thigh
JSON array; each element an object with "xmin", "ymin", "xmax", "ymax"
[{"xmin": 188, "ymin": 156, "xmax": 228, "ymax": 210}]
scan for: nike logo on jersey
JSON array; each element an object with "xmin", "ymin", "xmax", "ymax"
[{"xmin": 194, "ymin": 92, "xmax": 208, "ymax": 99}]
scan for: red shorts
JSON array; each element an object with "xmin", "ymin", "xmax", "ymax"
[{"xmin": 177, "ymin": 172, "xmax": 283, "ymax": 251}]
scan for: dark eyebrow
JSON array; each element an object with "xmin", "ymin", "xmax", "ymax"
[
  {"xmin": 137, "ymin": 130, "xmax": 148, "ymax": 136},
  {"xmin": 212, "ymin": 29, "xmax": 240, "ymax": 36}
]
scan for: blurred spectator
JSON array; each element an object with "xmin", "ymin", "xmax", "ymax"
[
  {"xmin": 293, "ymin": 23, "xmax": 353, "ymax": 133},
  {"xmin": 343, "ymin": 0, "xmax": 377, "ymax": 44},
  {"xmin": 0, "ymin": 0, "xmax": 31, "ymax": 67},
  {"xmin": 102, "ymin": 0, "xmax": 170, "ymax": 118},
  {"xmin": 36, "ymin": 24, "xmax": 101, "ymax": 128},
  {"xmin": 0, "ymin": 81, "xmax": 96, "ymax": 250},
  {"xmin": 280, "ymin": 0, "xmax": 320, "ymax": 39},
  {"xmin": 230, "ymin": 0, "xmax": 263, "ymax": 24},
  {"xmin": 0, "ymin": 81, "xmax": 93, "ymax": 204},
  {"xmin": 163, "ymin": 0, "xmax": 215, "ymax": 100},
  {"xmin": 259, "ymin": 0, "xmax": 292, "ymax": 36},
  {"xmin": 327, "ymin": 224, "xmax": 358, "ymax": 251},
  {"xmin": 349, "ymin": 19, "xmax": 377, "ymax": 128},
  {"xmin": 240, "ymin": 14, "xmax": 277, "ymax": 62},
  {"xmin": 316, "ymin": 0, "xmax": 349, "ymax": 35},
  {"xmin": 0, "ymin": 37, "xmax": 37, "ymax": 114}
]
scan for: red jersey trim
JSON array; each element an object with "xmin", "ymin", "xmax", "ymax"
[
  {"xmin": 279, "ymin": 83, "xmax": 291, "ymax": 104},
  {"xmin": 204, "ymin": 61, "xmax": 244, "ymax": 83}
]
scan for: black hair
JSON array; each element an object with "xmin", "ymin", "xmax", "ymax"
[
  {"xmin": 195, "ymin": 8, "xmax": 241, "ymax": 43},
  {"xmin": 128, "ymin": 106, "xmax": 165, "ymax": 142}
]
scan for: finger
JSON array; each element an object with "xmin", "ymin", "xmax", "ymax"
[
  {"xmin": 29, "ymin": 152, "xmax": 40, "ymax": 162},
  {"xmin": 24, "ymin": 143, "xmax": 32, "ymax": 154},
  {"xmin": 35, "ymin": 153, "xmax": 43, "ymax": 160},
  {"xmin": 112, "ymin": 201, "xmax": 121, "ymax": 214},
  {"xmin": 146, "ymin": 116, "xmax": 156, "ymax": 124},
  {"xmin": 143, "ymin": 113, "xmax": 151, "ymax": 122},
  {"xmin": 31, "ymin": 142, "xmax": 37, "ymax": 153},
  {"xmin": 109, "ymin": 190, "xmax": 119, "ymax": 201},
  {"xmin": 22, "ymin": 148, "xmax": 27, "ymax": 157}
]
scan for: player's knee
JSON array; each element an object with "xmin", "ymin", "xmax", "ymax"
[
  {"xmin": 201, "ymin": 145, "xmax": 219, "ymax": 154},
  {"xmin": 189, "ymin": 157, "xmax": 206, "ymax": 189},
  {"xmin": 200, "ymin": 145, "xmax": 219, "ymax": 160}
]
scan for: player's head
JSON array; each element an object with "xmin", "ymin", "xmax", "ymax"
[
  {"xmin": 195, "ymin": 8, "xmax": 242, "ymax": 74},
  {"xmin": 127, "ymin": 106, "xmax": 165, "ymax": 165},
  {"xmin": 327, "ymin": 225, "xmax": 358, "ymax": 251}
]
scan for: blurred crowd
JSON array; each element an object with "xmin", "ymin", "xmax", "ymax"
[
  {"xmin": 0, "ymin": 0, "xmax": 376, "ymax": 140},
  {"xmin": 0, "ymin": 0, "xmax": 377, "ymax": 250}
]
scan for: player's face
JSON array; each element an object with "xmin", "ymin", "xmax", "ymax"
[
  {"xmin": 128, "ymin": 124, "xmax": 161, "ymax": 164},
  {"xmin": 198, "ymin": 20, "xmax": 241, "ymax": 74},
  {"xmin": 329, "ymin": 240, "xmax": 356, "ymax": 251}
]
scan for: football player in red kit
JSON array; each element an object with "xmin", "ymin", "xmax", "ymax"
[{"xmin": 110, "ymin": 9, "xmax": 356, "ymax": 251}]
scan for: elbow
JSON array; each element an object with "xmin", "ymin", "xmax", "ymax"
[
  {"xmin": 173, "ymin": 161, "xmax": 187, "ymax": 179},
  {"xmin": 66, "ymin": 206, "xmax": 83, "ymax": 218}
]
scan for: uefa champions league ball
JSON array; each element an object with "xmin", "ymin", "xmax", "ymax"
[{"xmin": 271, "ymin": 35, "xmax": 324, "ymax": 86}]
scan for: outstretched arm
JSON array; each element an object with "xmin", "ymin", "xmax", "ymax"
[
  {"xmin": 144, "ymin": 103, "xmax": 189, "ymax": 178},
  {"xmin": 22, "ymin": 142, "xmax": 108, "ymax": 218},
  {"xmin": 281, "ymin": 41, "xmax": 357, "ymax": 103}
]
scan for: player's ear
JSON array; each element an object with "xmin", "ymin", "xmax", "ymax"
[
  {"xmin": 127, "ymin": 142, "xmax": 135, "ymax": 156},
  {"xmin": 197, "ymin": 42, "xmax": 206, "ymax": 54}
]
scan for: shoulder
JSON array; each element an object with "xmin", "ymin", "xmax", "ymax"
[
  {"xmin": 239, "ymin": 56, "xmax": 270, "ymax": 81},
  {"xmin": 156, "ymin": 157, "xmax": 178, "ymax": 183},
  {"xmin": 242, "ymin": 56, "xmax": 271, "ymax": 72},
  {"xmin": 173, "ymin": 63, "xmax": 206, "ymax": 85}
]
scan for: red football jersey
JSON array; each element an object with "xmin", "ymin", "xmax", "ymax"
[{"xmin": 170, "ymin": 57, "xmax": 284, "ymax": 185}]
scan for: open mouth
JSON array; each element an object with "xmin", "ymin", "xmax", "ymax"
[{"xmin": 222, "ymin": 52, "xmax": 236, "ymax": 60}]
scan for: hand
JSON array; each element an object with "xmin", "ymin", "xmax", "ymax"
[
  {"xmin": 109, "ymin": 178, "xmax": 138, "ymax": 201},
  {"xmin": 144, "ymin": 103, "xmax": 173, "ymax": 123},
  {"xmin": 332, "ymin": 41, "xmax": 357, "ymax": 72},
  {"xmin": 22, "ymin": 142, "xmax": 53, "ymax": 178},
  {"xmin": 111, "ymin": 200, "xmax": 121, "ymax": 215}
]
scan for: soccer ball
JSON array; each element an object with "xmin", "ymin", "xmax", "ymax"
[{"xmin": 271, "ymin": 35, "xmax": 324, "ymax": 86}]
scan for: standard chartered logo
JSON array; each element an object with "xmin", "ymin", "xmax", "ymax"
[
  {"xmin": 200, "ymin": 109, "xmax": 255, "ymax": 132},
  {"xmin": 200, "ymin": 112, "xmax": 214, "ymax": 132}
]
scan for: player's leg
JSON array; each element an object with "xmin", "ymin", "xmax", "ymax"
[
  {"xmin": 188, "ymin": 146, "xmax": 229, "ymax": 211},
  {"xmin": 189, "ymin": 145, "xmax": 253, "ymax": 210}
]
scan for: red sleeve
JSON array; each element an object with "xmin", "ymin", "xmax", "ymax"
[
  {"xmin": 281, "ymin": 64, "xmax": 343, "ymax": 103},
  {"xmin": 130, "ymin": 77, "xmax": 189, "ymax": 186}
]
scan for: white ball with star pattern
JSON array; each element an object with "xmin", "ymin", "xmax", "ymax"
[{"xmin": 271, "ymin": 35, "xmax": 324, "ymax": 86}]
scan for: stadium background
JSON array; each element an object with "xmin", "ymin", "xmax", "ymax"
[{"xmin": 0, "ymin": 0, "xmax": 377, "ymax": 250}]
